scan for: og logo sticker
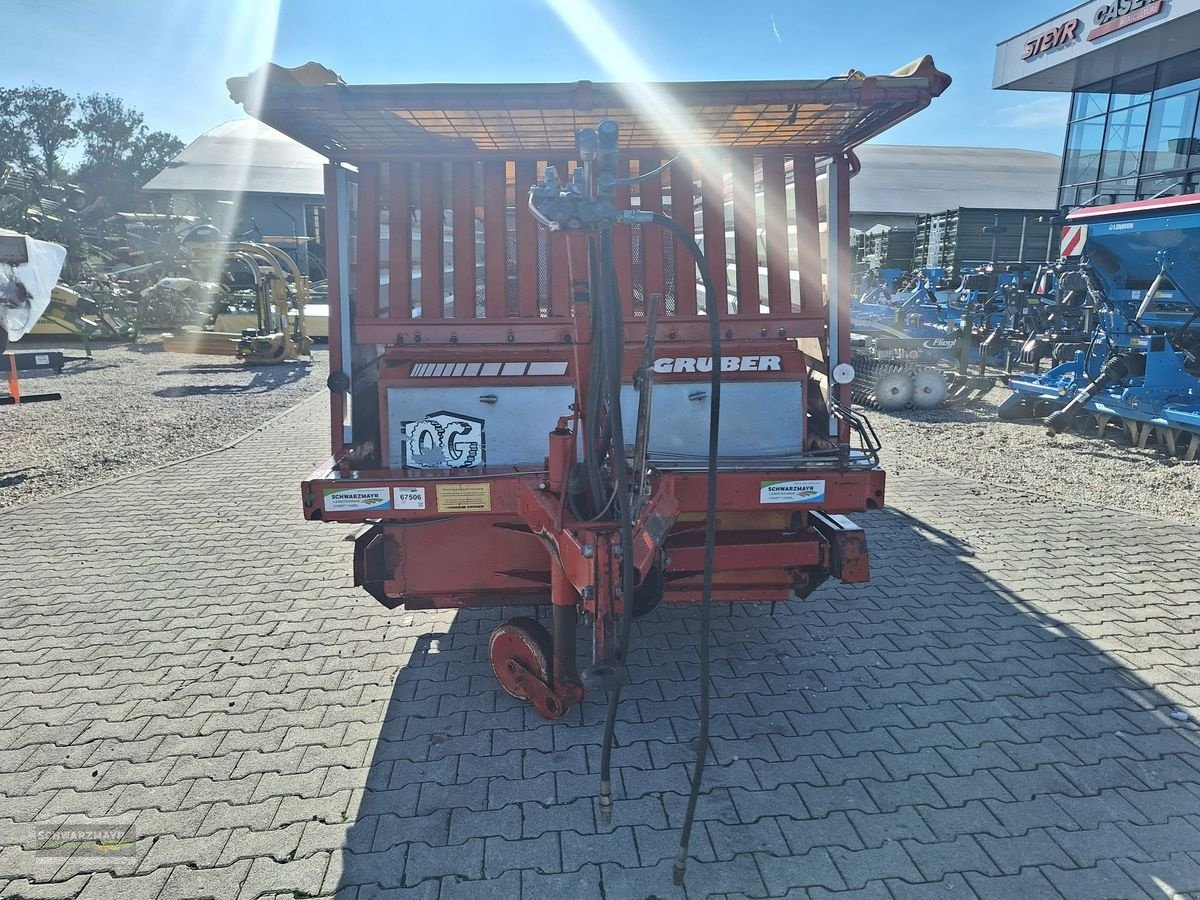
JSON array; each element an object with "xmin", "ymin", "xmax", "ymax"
[{"xmin": 401, "ymin": 411, "xmax": 486, "ymax": 469}]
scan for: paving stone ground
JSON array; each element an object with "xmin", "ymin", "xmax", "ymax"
[{"xmin": 3, "ymin": 394, "xmax": 1200, "ymax": 899}]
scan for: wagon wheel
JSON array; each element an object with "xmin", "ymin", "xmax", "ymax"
[{"xmin": 489, "ymin": 616, "xmax": 553, "ymax": 702}]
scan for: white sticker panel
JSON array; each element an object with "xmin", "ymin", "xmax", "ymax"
[
  {"xmin": 760, "ymin": 479, "xmax": 826, "ymax": 504},
  {"xmin": 323, "ymin": 487, "xmax": 391, "ymax": 512},
  {"xmin": 393, "ymin": 487, "xmax": 427, "ymax": 509}
]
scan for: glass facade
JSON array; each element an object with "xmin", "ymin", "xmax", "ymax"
[{"xmin": 1060, "ymin": 49, "xmax": 1200, "ymax": 208}]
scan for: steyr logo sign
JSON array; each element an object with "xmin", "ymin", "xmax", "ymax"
[
  {"xmin": 1088, "ymin": 0, "xmax": 1164, "ymax": 40},
  {"xmin": 1022, "ymin": 18, "xmax": 1080, "ymax": 60},
  {"xmin": 402, "ymin": 411, "xmax": 486, "ymax": 469}
]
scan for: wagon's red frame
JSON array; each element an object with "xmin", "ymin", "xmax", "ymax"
[{"xmin": 231, "ymin": 58, "xmax": 949, "ymax": 717}]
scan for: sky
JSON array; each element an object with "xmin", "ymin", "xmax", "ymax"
[{"xmin": 3, "ymin": 0, "xmax": 1072, "ymax": 160}]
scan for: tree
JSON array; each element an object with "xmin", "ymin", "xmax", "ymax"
[
  {"xmin": 17, "ymin": 86, "xmax": 77, "ymax": 179},
  {"xmin": 129, "ymin": 130, "xmax": 184, "ymax": 186},
  {"xmin": 0, "ymin": 88, "xmax": 33, "ymax": 167},
  {"xmin": 75, "ymin": 93, "xmax": 183, "ymax": 211}
]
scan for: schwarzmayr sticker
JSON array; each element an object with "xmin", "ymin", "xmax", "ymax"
[
  {"xmin": 760, "ymin": 479, "xmax": 826, "ymax": 504},
  {"xmin": 323, "ymin": 487, "xmax": 391, "ymax": 512}
]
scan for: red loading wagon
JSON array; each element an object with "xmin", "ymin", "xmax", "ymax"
[{"xmin": 229, "ymin": 60, "xmax": 948, "ymax": 845}]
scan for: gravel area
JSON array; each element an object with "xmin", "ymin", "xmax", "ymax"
[
  {"xmin": 869, "ymin": 384, "xmax": 1200, "ymax": 524},
  {"xmin": 1, "ymin": 337, "xmax": 327, "ymax": 509}
]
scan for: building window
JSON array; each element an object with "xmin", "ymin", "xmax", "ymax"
[
  {"xmin": 1143, "ymin": 94, "xmax": 1200, "ymax": 173},
  {"xmin": 1061, "ymin": 50, "xmax": 1200, "ymax": 205},
  {"xmin": 1059, "ymin": 184, "xmax": 1095, "ymax": 209},
  {"xmin": 1109, "ymin": 66, "xmax": 1155, "ymax": 111},
  {"xmin": 1095, "ymin": 178, "xmax": 1137, "ymax": 204},
  {"xmin": 1071, "ymin": 79, "xmax": 1110, "ymax": 121},
  {"xmin": 1064, "ymin": 117, "xmax": 1105, "ymax": 185},
  {"xmin": 1156, "ymin": 50, "xmax": 1200, "ymax": 99},
  {"xmin": 1099, "ymin": 103, "xmax": 1150, "ymax": 180},
  {"xmin": 1138, "ymin": 174, "xmax": 1194, "ymax": 199}
]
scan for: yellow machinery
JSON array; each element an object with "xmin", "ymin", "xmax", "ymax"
[{"xmin": 162, "ymin": 241, "xmax": 313, "ymax": 363}]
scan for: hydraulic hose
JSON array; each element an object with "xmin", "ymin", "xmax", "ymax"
[
  {"xmin": 597, "ymin": 227, "xmax": 638, "ymax": 821},
  {"xmin": 590, "ymin": 210, "xmax": 722, "ymax": 873},
  {"xmin": 612, "ymin": 155, "xmax": 680, "ymax": 186},
  {"xmin": 639, "ymin": 212, "xmax": 722, "ymax": 886},
  {"xmin": 584, "ymin": 237, "xmax": 612, "ymax": 516}
]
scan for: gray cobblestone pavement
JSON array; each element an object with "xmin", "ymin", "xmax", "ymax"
[{"xmin": 3, "ymin": 394, "xmax": 1200, "ymax": 899}]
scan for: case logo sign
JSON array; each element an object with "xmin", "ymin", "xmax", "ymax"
[
  {"xmin": 1022, "ymin": 18, "xmax": 1079, "ymax": 59},
  {"xmin": 402, "ymin": 411, "xmax": 486, "ymax": 469},
  {"xmin": 1088, "ymin": 0, "xmax": 1162, "ymax": 40},
  {"xmin": 760, "ymin": 479, "xmax": 826, "ymax": 504},
  {"xmin": 323, "ymin": 487, "xmax": 391, "ymax": 512}
]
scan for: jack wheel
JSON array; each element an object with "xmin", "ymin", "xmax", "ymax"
[{"xmin": 489, "ymin": 616, "xmax": 553, "ymax": 703}]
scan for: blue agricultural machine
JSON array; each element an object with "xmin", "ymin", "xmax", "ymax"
[
  {"xmin": 850, "ymin": 266, "xmax": 1016, "ymax": 409},
  {"xmin": 1002, "ymin": 195, "xmax": 1200, "ymax": 461}
]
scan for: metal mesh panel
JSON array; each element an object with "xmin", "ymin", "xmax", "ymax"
[
  {"xmin": 630, "ymin": 223, "xmax": 645, "ymax": 317},
  {"xmin": 537, "ymin": 232, "xmax": 551, "ymax": 318},
  {"xmin": 505, "ymin": 229, "xmax": 518, "ymax": 316},
  {"xmin": 476, "ymin": 232, "xmax": 487, "ymax": 318},
  {"xmin": 663, "ymin": 230, "xmax": 677, "ymax": 317}
]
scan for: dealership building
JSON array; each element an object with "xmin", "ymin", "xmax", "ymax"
[{"xmin": 995, "ymin": 0, "xmax": 1200, "ymax": 209}]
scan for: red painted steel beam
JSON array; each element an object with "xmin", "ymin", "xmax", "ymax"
[
  {"xmin": 350, "ymin": 316, "xmax": 825, "ymax": 346},
  {"xmin": 356, "ymin": 162, "xmax": 381, "ymax": 320},
  {"xmin": 257, "ymin": 79, "xmax": 941, "ymax": 123},
  {"xmin": 420, "ymin": 161, "xmax": 445, "ymax": 320},
  {"xmin": 515, "ymin": 160, "xmax": 539, "ymax": 319},
  {"xmin": 731, "ymin": 153, "xmax": 759, "ymax": 316},
  {"xmin": 762, "ymin": 152, "xmax": 790, "ymax": 316},
  {"xmin": 791, "ymin": 154, "xmax": 822, "ymax": 315},
  {"xmin": 452, "ymin": 161, "xmax": 476, "ymax": 319},
  {"xmin": 483, "ymin": 161, "xmax": 508, "ymax": 320},
  {"xmin": 302, "ymin": 466, "xmax": 885, "ymax": 523},
  {"xmin": 671, "ymin": 156, "xmax": 697, "ymax": 317},
  {"xmin": 700, "ymin": 157, "xmax": 727, "ymax": 317},
  {"xmin": 387, "ymin": 161, "xmax": 412, "ymax": 319},
  {"xmin": 663, "ymin": 530, "xmax": 823, "ymax": 572}
]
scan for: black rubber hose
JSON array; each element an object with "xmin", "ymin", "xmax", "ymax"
[
  {"xmin": 585, "ymin": 236, "xmax": 611, "ymax": 516},
  {"xmin": 641, "ymin": 213, "xmax": 721, "ymax": 886},
  {"xmin": 597, "ymin": 227, "xmax": 638, "ymax": 823},
  {"xmin": 606, "ymin": 237, "xmax": 638, "ymax": 662}
]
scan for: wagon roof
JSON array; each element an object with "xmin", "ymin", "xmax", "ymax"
[{"xmin": 228, "ymin": 58, "xmax": 950, "ymax": 161}]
